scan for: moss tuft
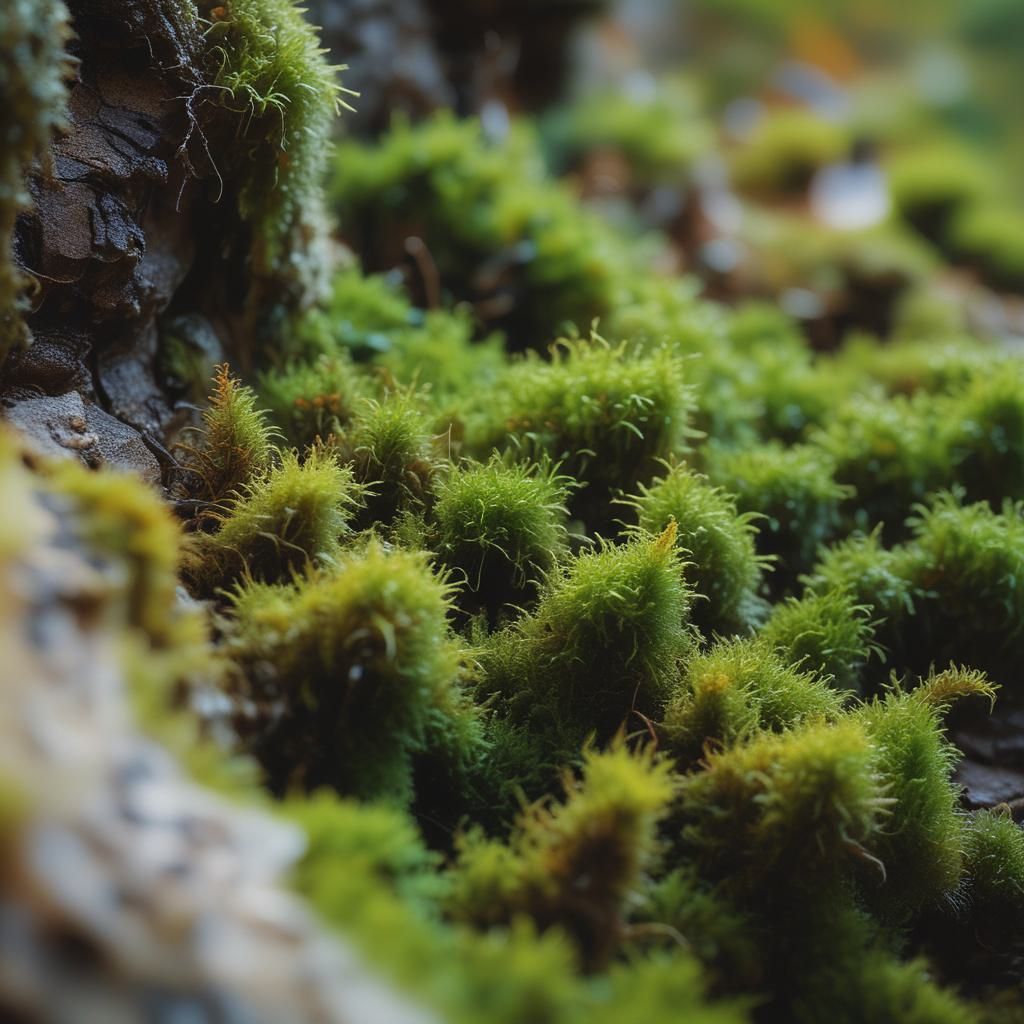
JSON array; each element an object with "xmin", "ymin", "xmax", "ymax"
[
  {"xmin": 627, "ymin": 463, "xmax": 766, "ymax": 638},
  {"xmin": 225, "ymin": 541, "xmax": 468, "ymax": 802}
]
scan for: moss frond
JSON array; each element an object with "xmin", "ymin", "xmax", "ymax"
[
  {"xmin": 191, "ymin": 446, "xmax": 361, "ymax": 588},
  {"xmin": 432, "ymin": 456, "xmax": 571, "ymax": 619},
  {"xmin": 181, "ymin": 364, "xmax": 278, "ymax": 502},
  {"xmin": 225, "ymin": 541, "xmax": 467, "ymax": 801},
  {"xmin": 626, "ymin": 461, "xmax": 766, "ymax": 637}
]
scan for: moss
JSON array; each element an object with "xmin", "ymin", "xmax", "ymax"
[
  {"xmin": 225, "ymin": 541, "xmax": 468, "ymax": 801},
  {"xmin": 446, "ymin": 742, "xmax": 675, "ymax": 970},
  {"xmin": 590, "ymin": 953, "xmax": 748, "ymax": 1024},
  {"xmin": 855, "ymin": 668, "xmax": 995, "ymax": 922},
  {"xmin": 662, "ymin": 636, "xmax": 844, "ymax": 764},
  {"xmin": 285, "ymin": 789, "xmax": 446, "ymax": 908},
  {"xmin": 759, "ymin": 588, "xmax": 880, "ymax": 692},
  {"xmin": 813, "ymin": 391, "xmax": 949, "ymax": 537},
  {"xmin": 259, "ymin": 354, "xmax": 371, "ymax": 447},
  {"xmin": 634, "ymin": 867, "xmax": 763, "ymax": 991},
  {"xmin": 887, "ymin": 143, "xmax": 997, "ymax": 245},
  {"xmin": 676, "ymin": 718, "xmax": 885, "ymax": 893},
  {"xmin": 431, "ymin": 456, "xmax": 571, "ymax": 620},
  {"xmin": 190, "ymin": 447, "xmax": 361, "ymax": 589},
  {"xmin": 706, "ymin": 443, "xmax": 850, "ymax": 592},
  {"xmin": 480, "ymin": 525, "xmax": 692, "ymax": 750},
  {"xmin": 943, "ymin": 366, "xmax": 1024, "ymax": 506},
  {"xmin": 344, "ymin": 389, "xmax": 438, "ymax": 527},
  {"xmin": 696, "ymin": 304, "xmax": 842, "ymax": 446},
  {"xmin": 199, "ymin": 0, "xmax": 351, "ymax": 265},
  {"xmin": 902, "ymin": 492, "xmax": 1024, "ymax": 684},
  {"xmin": 543, "ymin": 77, "xmax": 711, "ymax": 186},
  {"xmin": 731, "ymin": 108, "xmax": 848, "ymax": 196},
  {"xmin": 180, "ymin": 365, "xmax": 278, "ymax": 503},
  {"xmin": 329, "ymin": 114, "xmax": 636, "ymax": 345},
  {"xmin": 464, "ymin": 333, "xmax": 692, "ymax": 529},
  {"xmin": 626, "ymin": 462, "xmax": 766, "ymax": 637},
  {"xmin": 0, "ymin": 0, "xmax": 71, "ymax": 363},
  {"xmin": 380, "ymin": 309, "xmax": 506, "ymax": 401},
  {"xmin": 833, "ymin": 334, "xmax": 998, "ymax": 398},
  {"xmin": 285, "ymin": 263, "xmax": 421, "ymax": 363},
  {"xmin": 801, "ymin": 530, "xmax": 918, "ymax": 683}
]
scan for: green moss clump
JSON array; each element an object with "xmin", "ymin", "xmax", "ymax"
[
  {"xmin": 801, "ymin": 530, "xmax": 918, "ymax": 683},
  {"xmin": 180, "ymin": 365, "xmax": 278, "ymax": 503},
  {"xmin": 627, "ymin": 463, "xmax": 765, "ymax": 637},
  {"xmin": 286, "ymin": 264, "xmax": 420, "ymax": 362},
  {"xmin": 191, "ymin": 448, "xmax": 361, "ymax": 588},
  {"xmin": 887, "ymin": 143, "xmax": 997, "ymax": 245},
  {"xmin": 676, "ymin": 718, "xmax": 884, "ymax": 892},
  {"xmin": 662, "ymin": 637, "xmax": 844, "ymax": 764},
  {"xmin": 447, "ymin": 743, "xmax": 675, "ymax": 970},
  {"xmin": 706, "ymin": 443, "xmax": 849, "ymax": 591},
  {"xmin": 225, "ymin": 542, "xmax": 468, "ymax": 801},
  {"xmin": 480, "ymin": 525, "xmax": 692, "ymax": 750},
  {"xmin": 902, "ymin": 492, "xmax": 1024, "ymax": 683},
  {"xmin": 380, "ymin": 309, "xmax": 507, "ymax": 401},
  {"xmin": 344, "ymin": 390, "xmax": 438, "ymax": 527},
  {"xmin": 432, "ymin": 456, "xmax": 570, "ymax": 620},
  {"xmin": 329, "ymin": 114, "xmax": 636, "ymax": 345},
  {"xmin": 856, "ymin": 668, "xmax": 995, "ymax": 922},
  {"xmin": 962, "ymin": 808, "xmax": 1024, "ymax": 922},
  {"xmin": 200, "ymin": 0, "xmax": 350, "ymax": 264},
  {"xmin": 948, "ymin": 204, "xmax": 1024, "ymax": 290},
  {"xmin": 694, "ymin": 303, "xmax": 841, "ymax": 447},
  {"xmin": 730, "ymin": 108, "xmax": 848, "ymax": 196},
  {"xmin": 259, "ymin": 354, "xmax": 370, "ymax": 447},
  {"xmin": 943, "ymin": 368, "xmax": 1024, "ymax": 506},
  {"xmin": 759, "ymin": 588, "xmax": 879, "ymax": 692},
  {"xmin": 813, "ymin": 391, "xmax": 949, "ymax": 537},
  {"xmin": 543, "ymin": 77, "xmax": 711, "ymax": 187},
  {"xmin": 465, "ymin": 334, "xmax": 692, "ymax": 528},
  {"xmin": 832, "ymin": 334, "xmax": 996, "ymax": 398},
  {"xmin": 0, "ymin": 0, "xmax": 71, "ymax": 362}
]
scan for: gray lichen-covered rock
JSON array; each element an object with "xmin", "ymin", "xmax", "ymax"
[{"xmin": 0, "ymin": 428, "xmax": 433, "ymax": 1024}]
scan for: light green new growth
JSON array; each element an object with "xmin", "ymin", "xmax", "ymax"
[
  {"xmin": 855, "ymin": 667, "xmax": 995, "ymax": 921},
  {"xmin": 706, "ymin": 443, "xmax": 850, "ymax": 589},
  {"xmin": 465, "ymin": 334, "xmax": 692, "ymax": 526},
  {"xmin": 481, "ymin": 524, "xmax": 692, "ymax": 747},
  {"xmin": 676, "ymin": 718, "xmax": 885, "ymax": 892},
  {"xmin": 903, "ymin": 492, "xmax": 1024, "ymax": 682},
  {"xmin": 259, "ymin": 354, "xmax": 370, "ymax": 447},
  {"xmin": 345, "ymin": 390, "xmax": 437, "ymax": 526}
]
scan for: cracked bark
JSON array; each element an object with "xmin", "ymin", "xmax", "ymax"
[{"xmin": 0, "ymin": 1, "xmax": 302, "ymax": 487}]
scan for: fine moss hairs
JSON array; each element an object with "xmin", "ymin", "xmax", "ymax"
[
  {"xmin": 478, "ymin": 524, "xmax": 692, "ymax": 755},
  {"xmin": 624, "ymin": 462, "xmax": 766, "ymax": 638},
  {"xmin": 224, "ymin": 541, "xmax": 470, "ymax": 802},
  {"xmin": 430, "ymin": 456, "xmax": 571, "ymax": 620}
]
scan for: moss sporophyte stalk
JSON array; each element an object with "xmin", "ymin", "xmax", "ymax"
[{"xmin": 4, "ymin": 1, "xmax": 1024, "ymax": 1021}]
